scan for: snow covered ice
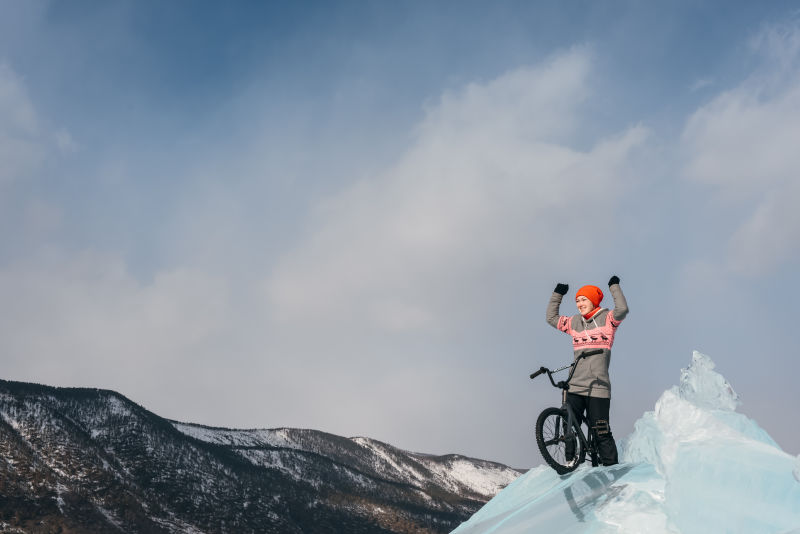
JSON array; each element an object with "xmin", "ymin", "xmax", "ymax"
[{"xmin": 452, "ymin": 351, "xmax": 800, "ymax": 534}]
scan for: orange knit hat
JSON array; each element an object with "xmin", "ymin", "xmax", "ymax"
[{"xmin": 575, "ymin": 285, "xmax": 603, "ymax": 308}]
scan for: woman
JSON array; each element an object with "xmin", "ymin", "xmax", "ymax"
[{"xmin": 546, "ymin": 275, "xmax": 628, "ymax": 466}]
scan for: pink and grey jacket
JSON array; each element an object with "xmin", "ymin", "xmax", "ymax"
[{"xmin": 546, "ymin": 283, "xmax": 628, "ymax": 398}]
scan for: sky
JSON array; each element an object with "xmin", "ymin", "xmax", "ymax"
[{"xmin": 1, "ymin": 0, "xmax": 799, "ymax": 469}]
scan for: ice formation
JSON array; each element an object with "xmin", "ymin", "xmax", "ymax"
[
  {"xmin": 794, "ymin": 454, "xmax": 800, "ymax": 484},
  {"xmin": 453, "ymin": 351, "xmax": 800, "ymax": 534}
]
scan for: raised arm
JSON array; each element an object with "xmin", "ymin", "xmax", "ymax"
[
  {"xmin": 546, "ymin": 283, "xmax": 569, "ymax": 328},
  {"xmin": 608, "ymin": 275, "xmax": 629, "ymax": 322}
]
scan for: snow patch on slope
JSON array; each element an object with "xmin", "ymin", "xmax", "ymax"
[
  {"xmin": 415, "ymin": 455, "xmax": 519, "ymax": 498},
  {"xmin": 172, "ymin": 424, "xmax": 521, "ymax": 501},
  {"xmin": 352, "ymin": 436, "xmax": 428, "ymax": 482}
]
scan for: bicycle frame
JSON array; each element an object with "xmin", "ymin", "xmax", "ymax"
[
  {"xmin": 531, "ymin": 349, "xmax": 604, "ymax": 467},
  {"xmin": 560, "ymin": 397, "xmax": 595, "ymax": 465}
]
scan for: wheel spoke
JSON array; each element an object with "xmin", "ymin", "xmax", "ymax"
[{"xmin": 536, "ymin": 407, "xmax": 584, "ymax": 474}]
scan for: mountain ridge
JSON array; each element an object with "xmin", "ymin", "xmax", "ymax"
[{"xmin": 0, "ymin": 377, "xmax": 521, "ymax": 533}]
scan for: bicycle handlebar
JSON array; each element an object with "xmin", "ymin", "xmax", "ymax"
[
  {"xmin": 529, "ymin": 348, "xmax": 604, "ymax": 389},
  {"xmin": 529, "ymin": 367, "xmax": 547, "ymax": 380}
]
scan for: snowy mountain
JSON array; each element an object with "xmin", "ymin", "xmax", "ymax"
[
  {"xmin": 0, "ymin": 381, "xmax": 521, "ymax": 533},
  {"xmin": 452, "ymin": 351, "xmax": 800, "ymax": 534},
  {"xmin": 172, "ymin": 424, "xmax": 517, "ymax": 502}
]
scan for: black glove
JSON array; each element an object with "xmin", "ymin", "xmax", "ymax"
[
  {"xmin": 608, "ymin": 275, "xmax": 620, "ymax": 286},
  {"xmin": 554, "ymin": 283, "xmax": 569, "ymax": 295}
]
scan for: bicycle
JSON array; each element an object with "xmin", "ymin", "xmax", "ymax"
[{"xmin": 530, "ymin": 348, "xmax": 604, "ymax": 475}]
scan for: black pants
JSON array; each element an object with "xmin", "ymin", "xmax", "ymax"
[{"xmin": 566, "ymin": 393, "xmax": 619, "ymax": 466}]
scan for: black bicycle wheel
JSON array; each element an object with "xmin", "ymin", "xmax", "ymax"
[{"xmin": 535, "ymin": 407, "xmax": 585, "ymax": 475}]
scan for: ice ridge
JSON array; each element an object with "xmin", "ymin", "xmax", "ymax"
[{"xmin": 453, "ymin": 351, "xmax": 800, "ymax": 534}]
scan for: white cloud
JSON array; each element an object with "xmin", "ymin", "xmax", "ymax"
[
  {"xmin": 0, "ymin": 252, "xmax": 232, "ymax": 388},
  {"xmin": 681, "ymin": 22, "xmax": 800, "ymax": 274},
  {"xmin": 0, "ymin": 63, "xmax": 44, "ymax": 184},
  {"xmin": 689, "ymin": 78, "xmax": 714, "ymax": 92},
  {"xmin": 264, "ymin": 49, "xmax": 648, "ymax": 334},
  {"xmin": 55, "ymin": 128, "xmax": 79, "ymax": 153},
  {"xmin": 727, "ymin": 181, "xmax": 800, "ymax": 273},
  {"xmin": 748, "ymin": 19, "xmax": 800, "ymax": 74},
  {"xmin": 0, "ymin": 63, "xmax": 38, "ymax": 134},
  {"xmin": 0, "ymin": 62, "xmax": 77, "ymax": 185}
]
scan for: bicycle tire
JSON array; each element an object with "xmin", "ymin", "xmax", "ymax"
[{"xmin": 535, "ymin": 407, "xmax": 585, "ymax": 475}]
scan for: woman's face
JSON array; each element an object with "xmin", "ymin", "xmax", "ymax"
[{"xmin": 576, "ymin": 295, "xmax": 596, "ymax": 316}]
